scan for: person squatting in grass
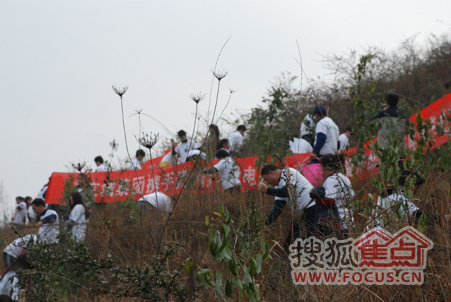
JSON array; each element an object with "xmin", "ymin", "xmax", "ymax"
[
  {"xmin": 258, "ymin": 164, "xmax": 316, "ymax": 250},
  {"xmin": 31, "ymin": 198, "xmax": 59, "ymax": 245},
  {"xmin": 375, "ymin": 170, "xmax": 451, "ymax": 230},
  {"xmin": 65, "ymin": 192, "xmax": 90, "ymax": 243},
  {"xmin": 2, "ymin": 235, "xmax": 37, "ymax": 268},
  {"xmin": 10, "ymin": 197, "xmax": 27, "ymax": 226},
  {"xmin": 202, "ymin": 150, "xmax": 241, "ymax": 194},
  {"xmin": 308, "ymin": 154, "xmax": 355, "ymax": 238},
  {"xmin": 0, "ymin": 254, "xmax": 32, "ymax": 301},
  {"xmin": 138, "ymin": 191, "xmax": 173, "ymax": 212}
]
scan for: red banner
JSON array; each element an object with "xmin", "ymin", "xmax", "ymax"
[{"xmin": 45, "ymin": 92, "xmax": 451, "ymax": 204}]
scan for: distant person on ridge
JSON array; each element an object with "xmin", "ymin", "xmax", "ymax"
[
  {"xmin": 338, "ymin": 126, "xmax": 354, "ymax": 151},
  {"xmin": 309, "ymin": 106, "xmax": 340, "ymax": 162},
  {"xmin": 371, "ymin": 93, "xmax": 406, "ymax": 151},
  {"xmin": 171, "ymin": 130, "xmax": 200, "ymax": 163},
  {"xmin": 226, "ymin": 125, "xmax": 246, "ymax": 153},
  {"xmin": 94, "ymin": 156, "xmax": 108, "ymax": 172},
  {"xmin": 10, "ymin": 197, "xmax": 27, "ymax": 225},
  {"xmin": 130, "ymin": 149, "xmax": 145, "ymax": 170}
]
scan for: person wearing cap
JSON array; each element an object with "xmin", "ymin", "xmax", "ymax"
[
  {"xmin": 371, "ymin": 93, "xmax": 405, "ymax": 151},
  {"xmin": 226, "ymin": 125, "xmax": 246, "ymax": 153},
  {"xmin": 338, "ymin": 127, "xmax": 354, "ymax": 151},
  {"xmin": 309, "ymin": 106, "xmax": 340, "ymax": 161},
  {"xmin": 171, "ymin": 130, "xmax": 201, "ymax": 163}
]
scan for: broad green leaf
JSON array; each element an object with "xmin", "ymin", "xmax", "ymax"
[
  {"xmin": 249, "ymin": 257, "xmax": 257, "ymax": 276},
  {"xmin": 232, "ymin": 276, "xmax": 243, "ymax": 290},
  {"xmin": 209, "ymin": 241, "xmax": 217, "ymax": 257},
  {"xmin": 256, "ymin": 254, "xmax": 263, "ymax": 274},
  {"xmin": 222, "ymin": 223, "xmax": 231, "ymax": 237},
  {"xmin": 215, "ymin": 271, "xmax": 224, "ymax": 297},
  {"xmin": 225, "ymin": 280, "xmax": 233, "ymax": 297},
  {"xmin": 198, "ymin": 268, "xmax": 211, "ymax": 276},
  {"xmin": 228, "ymin": 259, "xmax": 238, "ymax": 276}
]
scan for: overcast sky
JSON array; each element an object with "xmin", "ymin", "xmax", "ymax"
[{"xmin": 1, "ymin": 0, "xmax": 450, "ymax": 217}]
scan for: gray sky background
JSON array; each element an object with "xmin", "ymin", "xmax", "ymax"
[{"xmin": 1, "ymin": 1, "xmax": 450, "ymax": 218}]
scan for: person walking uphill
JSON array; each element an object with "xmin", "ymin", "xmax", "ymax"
[
  {"xmin": 309, "ymin": 106, "xmax": 340, "ymax": 162},
  {"xmin": 371, "ymin": 93, "xmax": 406, "ymax": 151}
]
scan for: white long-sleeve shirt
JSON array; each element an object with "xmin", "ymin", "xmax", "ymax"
[
  {"xmin": 68, "ymin": 204, "xmax": 88, "ymax": 242},
  {"xmin": 323, "ymin": 172, "xmax": 355, "ymax": 229},
  {"xmin": 226, "ymin": 131, "xmax": 243, "ymax": 151},
  {"xmin": 0, "ymin": 271, "xmax": 20, "ymax": 301}
]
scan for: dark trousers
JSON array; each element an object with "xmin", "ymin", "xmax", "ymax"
[
  {"xmin": 283, "ymin": 205, "xmax": 318, "ymax": 252},
  {"xmin": 2, "ymin": 252, "xmax": 16, "ymax": 267}
]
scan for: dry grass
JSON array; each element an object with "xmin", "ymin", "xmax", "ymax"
[{"xmin": 2, "ymin": 172, "xmax": 451, "ymax": 301}]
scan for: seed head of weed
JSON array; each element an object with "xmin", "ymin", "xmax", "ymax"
[
  {"xmin": 112, "ymin": 85, "xmax": 129, "ymax": 97},
  {"xmin": 190, "ymin": 92, "xmax": 206, "ymax": 104}
]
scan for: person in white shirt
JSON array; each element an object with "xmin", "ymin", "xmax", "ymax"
[
  {"xmin": 374, "ymin": 170, "xmax": 451, "ymax": 230},
  {"xmin": 130, "ymin": 149, "xmax": 145, "ymax": 170},
  {"xmin": 289, "ymin": 137, "xmax": 313, "ymax": 154},
  {"xmin": 31, "ymin": 198, "xmax": 59, "ymax": 244},
  {"xmin": 2, "ymin": 235, "xmax": 37, "ymax": 267},
  {"xmin": 338, "ymin": 127, "xmax": 354, "ymax": 151},
  {"xmin": 24, "ymin": 196, "xmax": 36, "ymax": 224},
  {"xmin": 94, "ymin": 156, "xmax": 108, "ymax": 172},
  {"xmin": 138, "ymin": 192, "xmax": 173, "ymax": 212},
  {"xmin": 11, "ymin": 197, "xmax": 27, "ymax": 225},
  {"xmin": 202, "ymin": 150, "xmax": 241, "ymax": 193},
  {"xmin": 65, "ymin": 192, "xmax": 90, "ymax": 243},
  {"xmin": 258, "ymin": 165, "xmax": 315, "ymax": 248},
  {"xmin": 37, "ymin": 178, "xmax": 50, "ymax": 201},
  {"xmin": 318, "ymin": 154, "xmax": 355, "ymax": 230},
  {"xmin": 300, "ymin": 112, "xmax": 315, "ymax": 146},
  {"xmin": 0, "ymin": 254, "xmax": 31, "ymax": 301},
  {"xmin": 171, "ymin": 130, "xmax": 200, "ymax": 163},
  {"xmin": 226, "ymin": 125, "xmax": 246, "ymax": 153},
  {"xmin": 309, "ymin": 106, "xmax": 340, "ymax": 162}
]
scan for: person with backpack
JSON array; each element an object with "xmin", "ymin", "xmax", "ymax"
[{"xmin": 310, "ymin": 154, "xmax": 355, "ymax": 234}]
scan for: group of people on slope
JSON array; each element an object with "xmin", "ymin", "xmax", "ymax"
[{"xmin": 2, "ymin": 192, "xmax": 90, "ymax": 300}]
